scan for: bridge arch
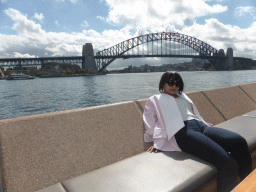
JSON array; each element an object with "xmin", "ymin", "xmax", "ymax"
[{"xmin": 95, "ymin": 32, "xmax": 221, "ymax": 72}]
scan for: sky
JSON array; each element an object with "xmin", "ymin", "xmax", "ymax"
[{"xmin": 1, "ymin": 0, "xmax": 256, "ymax": 69}]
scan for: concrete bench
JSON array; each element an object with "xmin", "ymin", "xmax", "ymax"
[
  {"xmin": 48, "ymin": 108, "xmax": 256, "ymax": 192},
  {"xmin": 61, "ymin": 152, "xmax": 217, "ymax": 192},
  {"xmin": 38, "ymin": 109, "xmax": 256, "ymax": 192},
  {"xmin": 0, "ymin": 102, "xmax": 145, "ymax": 192},
  {"xmin": 0, "ymin": 82, "xmax": 256, "ymax": 192}
]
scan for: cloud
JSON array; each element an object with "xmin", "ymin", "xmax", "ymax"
[
  {"xmin": 97, "ymin": 16, "xmax": 105, "ymax": 21},
  {"xmin": 4, "ymin": 8, "xmax": 44, "ymax": 36},
  {"xmin": 104, "ymin": 0, "xmax": 227, "ymax": 29},
  {"xmin": 181, "ymin": 18, "xmax": 256, "ymax": 59},
  {"xmin": 81, "ymin": 20, "xmax": 90, "ymax": 28},
  {"xmin": 0, "ymin": 8, "xmax": 133, "ymax": 60},
  {"xmin": 13, "ymin": 52, "xmax": 37, "ymax": 58},
  {"xmin": 1, "ymin": 0, "xmax": 7, "ymax": 3},
  {"xmin": 235, "ymin": 6, "xmax": 255, "ymax": 17},
  {"xmin": 55, "ymin": 0, "xmax": 78, "ymax": 3},
  {"xmin": 204, "ymin": 0, "xmax": 224, "ymax": 2},
  {"xmin": 55, "ymin": 20, "xmax": 60, "ymax": 26},
  {"xmin": 69, "ymin": 0, "xmax": 78, "ymax": 3},
  {"xmin": 34, "ymin": 13, "xmax": 44, "ymax": 22}
]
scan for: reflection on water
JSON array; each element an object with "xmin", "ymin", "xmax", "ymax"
[{"xmin": 0, "ymin": 70, "xmax": 256, "ymax": 120}]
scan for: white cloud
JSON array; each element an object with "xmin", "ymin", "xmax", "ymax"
[
  {"xmin": 55, "ymin": 20, "xmax": 60, "ymax": 26},
  {"xmin": 55, "ymin": 0, "xmax": 78, "ymax": 3},
  {"xmin": 4, "ymin": 8, "xmax": 45, "ymax": 36},
  {"xmin": 104, "ymin": 0, "xmax": 227, "ymax": 29},
  {"xmin": 81, "ymin": 20, "xmax": 90, "ymax": 28},
  {"xmin": 34, "ymin": 13, "xmax": 44, "ymax": 22},
  {"xmin": 97, "ymin": 16, "xmax": 105, "ymax": 21},
  {"xmin": 13, "ymin": 52, "xmax": 37, "ymax": 58},
  {"xmin": 235, "ymin": 6, "xmax": 255, "ymax": 17},
  {"xmin": 204, "ymin": 0, "xmax": 224, "ymax": 2},
  {"xmin": 82, "ymin": 29, "xmax": 101, "ymax": 38},
  {"xmin": 69, "ymin": 0, "xmax": 78, "ymax": 3},
  {"xmin": 0, "ymin": 8, "xmax": 133, "ymax": 59},
  {"xmin": 181, "ymin": 18, "xmax": 256, "ymax": 59}
]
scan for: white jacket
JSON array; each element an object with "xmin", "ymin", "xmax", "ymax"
[{"xmin": 143, "ymin": 92, "xmax": 211, "ymax": 151}]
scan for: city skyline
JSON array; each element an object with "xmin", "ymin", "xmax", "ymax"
[{"xmin": 0, "ymin": 0, "xmax": 256, "ymax": 69}]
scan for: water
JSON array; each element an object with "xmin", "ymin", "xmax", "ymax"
[{"xmin": 1, "ymin": 70, "xmax": 256, "ymax": 120}]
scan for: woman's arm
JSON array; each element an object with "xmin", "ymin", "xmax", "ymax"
[
  {"xmin": 143, "ymin": 98, "xmax": 157, "ymax": 142},
  {"xmin": 143, "ymin": 98, "xmax": 159, "ymax": 152}
]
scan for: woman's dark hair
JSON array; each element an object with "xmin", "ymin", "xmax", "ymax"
[{"xmin": 159, "ymin": 71, "xmax": 184, "ymax": 94}]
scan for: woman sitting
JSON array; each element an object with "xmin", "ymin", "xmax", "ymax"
[{"xmin": 143, "ymin": 71, "xmax": 252, "ymax": 192}]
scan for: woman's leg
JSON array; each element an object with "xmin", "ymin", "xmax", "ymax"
[
  {"xmin": 175, "ymin": 120, "xmax": 233, "ymax": 169},
  {"xmin": 175, "ymin": 120, "xmax": 238, "ymax": 191},
  {"xmin": 202, "ymin": 125, "xmax": 252, "ymax": 180}
]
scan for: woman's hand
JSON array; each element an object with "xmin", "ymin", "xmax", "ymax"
[
  {"xmin": 208, "ymin": 123, "xmax": 213, "ymax": 127},
  {"xmin": 147, "ymin": 146, "xmax": 158, "ymax": 153}
]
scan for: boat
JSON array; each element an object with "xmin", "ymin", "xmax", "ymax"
[{"xmin": 6, "ymin": 73, "xmax": 35, "ymax": 80}]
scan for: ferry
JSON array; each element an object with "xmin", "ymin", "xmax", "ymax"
[{"xmin": 6, "ymin": 73, "xmax": 35, "ymax": 80}]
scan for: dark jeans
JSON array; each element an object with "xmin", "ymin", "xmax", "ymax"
[{"xmin": 175, "ymin": 119, "xmax": 252, "ymax": 190}]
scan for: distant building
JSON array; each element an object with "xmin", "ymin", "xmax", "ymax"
[
  {"xmin": 140, "ymin": 65, "xmax": 145, "ymax": 72},
  {"xmin": 0, "ymin": 68, "xmax": 4, "ymax": 78},
  {"xmin": 42, "ymin": 62, "xmax": 80, "ymax": 70},
  {"xmin": 22, "ymin": 66, "xmax": 39, "ymax": 71}
]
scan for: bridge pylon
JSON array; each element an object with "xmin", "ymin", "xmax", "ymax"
[
  {"xmin": 209, "ymin": 49, "xmax": 225, "ymax": 70},
  {"xmin": 82, "ymin": 43, "xmax": 97, "ymax": 72},
  {"xmin": 225, "ymin": 48, "xmax": 233, "ymax": 69}
]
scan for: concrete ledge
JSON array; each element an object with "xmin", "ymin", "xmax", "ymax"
[
  {"xmin": 0, "ymin": 101, "xmax": 143, "ymax": 192},
  {"xmin": 239, "ymin": 82, "xmax": 256, "ymax": 104},
  {"xmin": 202, "ymin": 85, "xmax": 256, "ymax": 120},
  {"xmin": 186, "ymin": 91, "xmax": 226, "ymax": 125}
]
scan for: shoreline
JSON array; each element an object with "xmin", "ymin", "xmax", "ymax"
[{"xmin": 0, "ymin": 73, "xmax": 99, "ymax": 80}]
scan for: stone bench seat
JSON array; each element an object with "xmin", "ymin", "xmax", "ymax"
[
  {"xmin": 216, "ymin": 111, "xmax": 256, "ymax": 153},
  {"xmin": 37, "ymin": 110, "xmax": 256, "ymax": 192},
  {"xmin": 38, "ymin": 152, "xmax": 218, "ymax": 192},
  {"xmin": 37, "ymin": 183, "xmax": 66, "ymax": 192},
  {"xmin": 62, "ymin": 151, "xmax": 217, "ymax": 192},
  {"xmin": 216, "ymin": 110, "xmax": 256, "ymax": 169}
]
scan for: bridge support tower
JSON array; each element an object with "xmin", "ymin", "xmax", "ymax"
[
  {"xmin": 225, "ymin": 48, "xmax": 233, "ymax": 69},
  {"xmin": 212, "ymin": 49, "xmax": 225, "ymax": 70},
  {"xmin": 82, "ymin": 43, "xmax": 97, "ymax": 72}
]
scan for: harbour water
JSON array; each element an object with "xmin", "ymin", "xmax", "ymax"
[{"xmin": 1, "ymin": 70, "xmax": 256, "ymax": 120}]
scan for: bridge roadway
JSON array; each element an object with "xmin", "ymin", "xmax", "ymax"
[
  {"xmin": 0, "ymin": 54, "xmax": 251, "ymax": 67},
  {"xmin": 0, "ymin": 56, "xmax": 83, "ymax": 67}
]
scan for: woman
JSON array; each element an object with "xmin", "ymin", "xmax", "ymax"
[{"xmin": 143, "ymin": 71, "xmax": 252, "ymax": 191}]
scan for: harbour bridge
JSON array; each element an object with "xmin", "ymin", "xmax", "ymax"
[{"xmin": 0, "ymin": 32, "xmax": 253, "ymax": 72}]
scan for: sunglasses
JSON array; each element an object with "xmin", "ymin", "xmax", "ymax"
[{"xmin": 167, "ymin": 80, "xmax": 179, "ymax": 87}]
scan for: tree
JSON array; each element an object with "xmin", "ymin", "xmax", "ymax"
[{"xmin": 202, "ymin": 63, "xmax": 212, "ymax": 70}]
